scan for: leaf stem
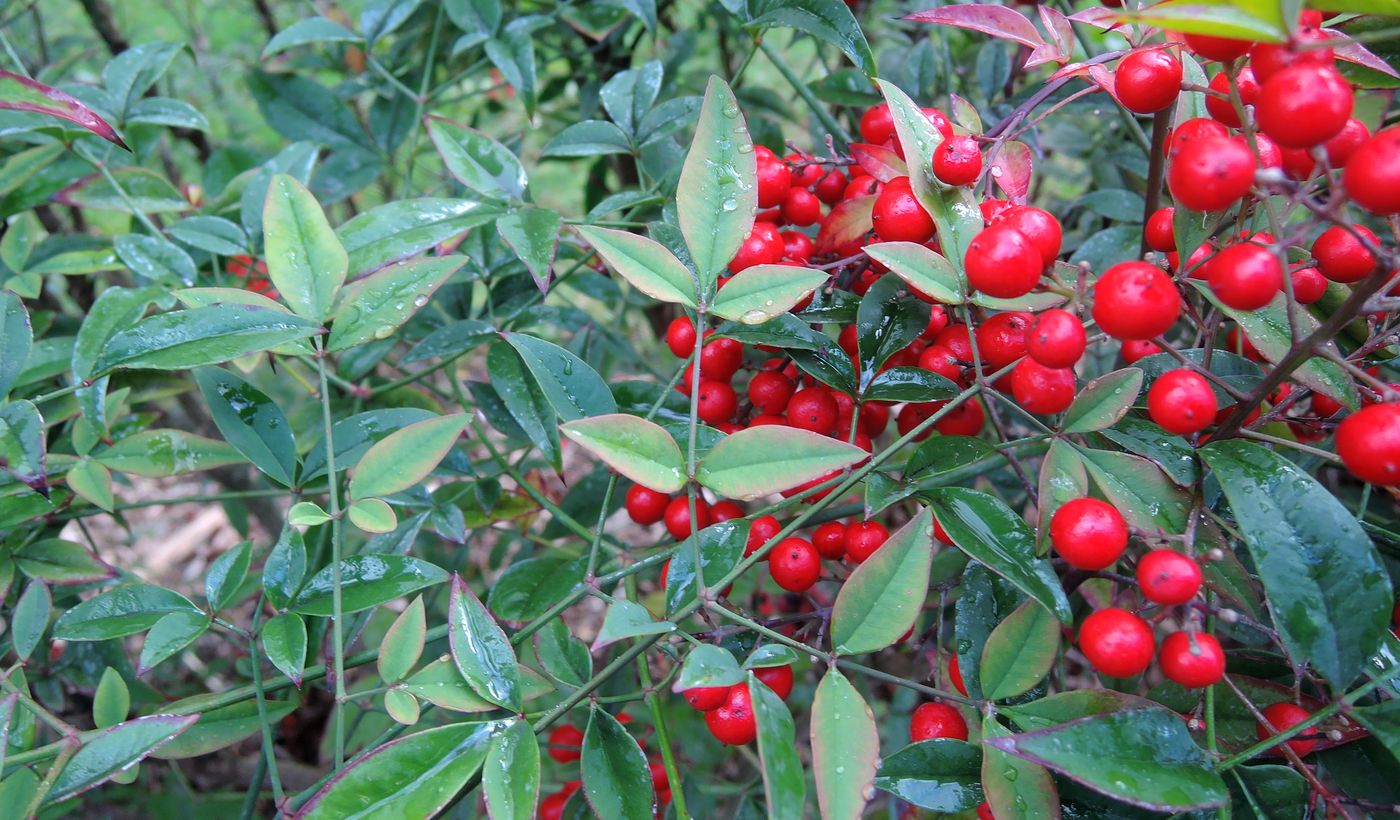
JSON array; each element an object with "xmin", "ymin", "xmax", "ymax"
[{"xmin": 314, "ymin": 340, "xmax": 347, "ymax": 770}]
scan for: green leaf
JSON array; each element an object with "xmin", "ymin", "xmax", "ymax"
[
  {"xmin": 194, "ymin": 368, "xmax": 296, "ymax": 486},
  {"xmin": 856, "ymin": 273, "xmax": 929, "ymax": 390},
  {"xmin": 1062, "ymin": 368, "xmax": 1142, "ymax": 433},
  {"xmin": 378, "ymin": 597, "xmax": 426, "ymax": 684},
  {"xmin": 1350, "ymin": 700, "xmax": 1400, "ymax": 766},
  {"xmin": 534, "ymin": 618, "xmax": 592, "ymax": 687},
  {"xmin": 980, "ymin": 718, "xmax": 1060, "ymax": 818},
  {"xmin": 905, "ymin": 435, "xmax": 999, "ymax": 482},
  {"xmin": 954, "ymin": 563, "xmax": 1023, "ymax": 700},
  {"xmin": 1001, "ymin": 689, "xmax": 1160, "ymax": 733},
  {"xmin": 348, "ymin": 497, "xmax": 398, "ymax": 533},
  {"xmin": 1201, "ymin": 440, "xmax": 1391, "ymax": 689},
  {"xmin": 152, "ymin": 699, "xmax": 296, "ymax": 759},
  {"xmin": 296, "ymin": 721, "xmax": 498, "ymax": 819},
  {"xmin": 985, "ymin": 708, "xmax": 1229, "ymax": 811},
  {"xmin": 1135, "ymin": 347, "xmax": 1263, "ymax": 408},
  {"xmin": 113, "ymin": 235, "xmax": 195, "ymax": 285},
  {"xmin": 502, "ymin": 333, "xmax": 618, "ymax": 420},
  {"xmin": 328, "ymin": 255, "xmax": 466, "ymax": 351},
  {"xmin": 167, "ymin": 216, "xmax": 248, "ymax": 256},
  {"xmin": 582, "ymin": 707, "xmax": 654, "ymax": 820},
  {"xmin": 348, "ymin": 414, "xmax": 468, "ymax": 501},
  {"xmin": 301, "ymin": 408, "xmax": 435, "ymax": 481},
  {"xmin": 484, "ymin": 719, "xmax": 540, "ymax": 820},
  {"xmin": 1229, "ymin": 765, "xmax": 1308, "ymax": 820},
  {"xmin": 0, "ymin": 400, "xmax": 43, "ymax": 485},
  {"xmin": 488, "ymin": 556, "xmax": 585, "ymax": 624},
  {"xmin": 677, "ymin": 76, "xmax": 757, "ymax": 293},
  {"xmin": 291, "ymin": 555, "xmax": 448, "ymax": 616},
  {"xmin": 93, "ymin": 670, "xmax": 128, "ymax": 729},
  {"xmin": 55, "ymin": 168, "xmax": 186, "ymax": 213},
  {"xmin": 497, "ymin": 206, "xmax": 561, "ymax": 292},
  {"xmin": 572, "ymin": 225, "xmax": 697, "ymax": 308},
  {"xmin": 1097, "ymin": 416, "xmax": 1199, "ymax": 487},
  {"xmin": 262, "ymin": 525, "xmax": 307, "ymax": 611},
  {"xmin": 66, "ymin": 459, "xmax": 114, "ymax": 512},
  {"xmin": 1077, "ymin": 445, "xmax": 1190, "ymax": 534},
  {"xmin": 560, "ymin": 414, "xmax": 685, "ymax": 493},
  {"xmin": 262, "ymin": 612, "xmax": 308, "ymax": 685},
  {"xmin": 750, "ymin": 0, "xmax": 876, "ymax": 77},
  {"xmin": 665, "ymin": 520, "xmax": 748, "ymax": 616},
  {"xmin": 696, "ymin": 425, "xmax": 865, "ymax": 500},
  {"xmin": 14, "ymin": 538, "xmax": 115, "ymax": 585},
  {"xmin": 48, "ymin": 715, "xmax": 198, "ymax": 802},
  {"xmin": 832, "ymin": 508, "xmax": 934, "ymax": 655},
  {"xmin": 593, "ymin": 598, "xmax": 676, "ymax": 650},
  {"xmin": 487, "ymin": 341, "xmax": 561, "ymax": 467},
  {"xmin": 864, "ymin": 241, "xmax": 963, "ymax": 304},
  {"xmin": 205, "ymin": 541, "xmax": 251, "ymax": 612},
  {"xmin": 404, "ymin": 318, "xmax": 495, "ymax": 363},
  {"xmin": 288, "ymin": 501, "xmax": 331, "ymax": 527},
  {"xmin": 745, "ymin": 644, "xmax": 801, "ymax": 669},
  {"xmin": 449, "ymin": 574, "xmax": 522, "ymax": 711},
  {"xmin": 483, "ymin": 29, "xmax": 536, "ymax": 115},
  {"xmin": 261, "ymin": 16, "xmax": 360, "ymax": 57},
  {"xmin": 0, "ymin": 69, "xmax": 126, "ymax": 148},
  {"xmin": 94, "ymin": 305, "xmax": 321, "ymax": 373},
  {"xmin": 811, "ymin": 668, "xmax": 879, "ymax": 820},
  {"xmin": 11, "ymin": 580, "xmax": 49, "ymax": 663},
  {"xmin": 1121, "ymin": 1, "xmax": 1286, "ymax": 41},
  {"xmin": 426, "ymin": 116, "xmax": 527, "ymax": 200},
  {"xmin": 52, "ymin": 584, "xmax": 200, "ymax": 640},
  {"xmin": 709, "ymin": 264, "xmax": 829, "ymax": 324},
  {"xmin": 0, "ymin": 292, "xmax": 31, "ymax": 399},
  {"xmin": 542, "ymin": 119, "xmax": 632, "ymax": 157},
  {"xmin": 926, "ymin": 488, "xmax": 1072, "ymax": 624},
  {"xmin": 401, "ymin": 658, "xmax": 552, "ymax": 713},
  {"xmin": 137, "ymin": 611, "xmax": 209, "ymax": 674},
  {"xmin": 789, "ymin": 334, "xmax": 860, "ymax": 396},
  {"xmin": 96, "ymin": 429, "xmax": 244, "ymax": 477},
  {"xmin": 874, "ymin": 739, "xmax": 983, "ymax": 812},
  {"xmin": 103, "ymin": 40, "xmax": 183, "ymax": 114},
  {"xmin": 714, "ymin": 313, "xmax": 831, "ymax": 351},
  {"xmin": 979, "ymin": 599, "xmax": 1059, "ymax": 700},
  {"xmin": 673, "ymin": 644, "xmax": 744, "ymax": 691},
  {"xmin": 751, "ymin": 671, "xmax": 806, "ymax": 820},
  {"xmin": 384, "ymin": 688, "xmax": 420, "ymax": 725},
  {"xmin": 262, "ymin": 173, "xmax": 347, "ymax": 321},
  {"xmin": 863, "ymin": 366, "xmax": 958, "ymax": 403},
  {"xmin": 337, "ymin": 199, "xmax": 501, "ymax": 276}
]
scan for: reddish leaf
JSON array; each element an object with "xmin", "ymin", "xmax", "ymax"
[
  {"xmin": 0, "ymin": 70, "xmax": 127, "ymax": 149},
  {"xmin": 1066, "ymin": 6, "xmax": 1124, "ymax": 31},
  {"xmin": 815, "ymin": 194, "xmax": 875, "ymax": 254},
  {"xmin": 990, "ymin": 141, "xmax": 1033, "ymax": 204},
  {"xmin": 904, "ymin": 5, "xmax": 1045, "ymax": 50},
  {"xmin": 1326, "ymin": 29, "xmax": 1400, "ymax": 80},
  {"xmin": 850, "ymin": 143, "xmax": 908, "ymax": 182},
  {"xmin": 1035, "ymin": 6, "xmax": 1075, "ymax": 66}
]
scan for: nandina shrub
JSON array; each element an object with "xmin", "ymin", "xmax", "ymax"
[{"xmin": 1, "ymin": 0, "xmax": 1400, "ymax": 817}]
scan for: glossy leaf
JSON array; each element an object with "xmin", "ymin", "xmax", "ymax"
[
  {"xmin": 404, "ymin": 318, "xmax": 496, "ymax": 363},
  {"xmin": 856, "ymin": 273, "xmax": 930, "ymax": 390},
  {"xmin": 863, "ymin": 366, "xmax": 958, "ymax": 403},
  {"xmin": 337, "ymin": 199, "xmax": 500, "ymax": 275},
  {"xmin": 262, "ymin": 173, "xmax": 347, "ymax": 321},
  {"xmin": 696, "ymin": 425, "xmax": 865, "ymax": 500},
  {"xmin": 55, "ymin": 168, "xmax": 186, "ymax": 213},
  {"xmin": 1061, "ymin": 368, "xmax": 1142, "ymax": 433},
  {"xmin": 864, "ymin": 241, "xmax": 963, "ymax": 304},
  {"xmin": 593, "ymin": 598, "xmax": 676, "ymax": 650},
  {"xmin": 534, "ymin": 618, "xmax": 592, "ymax": 687},
  {"xmin": 153, "ymin": 700, "xmax": 296, "ymax": 759},
  {"xmin": 14, "ymin": 538, "xmax": 115, "ymax": 584},
  {"xmin": 751, "ymin": 671, "xmax": 806, "ymax": 820},
  {"xmin": 677, "ymin": 76, "xmax": 756, "ymax": 292},
  {"xmin": 113, "ymin": 235, "xmax": 195, "ymax": 286},
  {"xmin": 301, "ymin": 407, "xmax": 436, "ymax": 481},
  {"xmin": 348, "ymin": 414, "xmax": 468, "ymax": 501},
  {"xmin": 1201, "ymin": 440, "xmax": 1391, "ymax": 688},
  {"xmin": 487, "ymin": 341, "xmax": 562, "ymax": 467},
  {"xmin": 194, "ymin": 368, "xmax": 296, "ymax": 486},
  {"xmin": 402, "ymin": 657, "xmax": 552, "ymax": 713},
  {"xmin": 66, "ymin": 459, "xmax": 115, "ymax": 513},
  {"xmin": 53, "ymin": 584, "xmax": 200, "ymax": 640},
  {"xmin": 497, "ymin": 206, "xmax": 561, "ymax": 292},
  {"xmin": 48, "ymin": 715, "xmax": 198, "ymax": 801},
  {"xmin": 811, "ymin": 668, "xmax": 879, "ymax": 820},
  {"xmin": 0, "ymin": 69, "xmax": 126, "ymax": 148},
  {"xmin": 673, "ymin": 644, "xmax": 744, "ymax": 692},
  {"xmin": 1077, "ymin": 446, "xmax": 1190, "ymax": 534},
  {"xmin": 832, "ymin": 508, "xmax": 933, "ymax": 655},
  {"xmin": 262, "ymin": 525, "xmax": 307, "ymax": 611},
  {"xmin": 290, "ymin": 555, "xmax": 449, "ymax": 615},
  {"xmin": 502, "ymin": 332, "xmax": 617, "ymax": 420},
  {"xmin": 11, "ymin": 580, "xmax": 49, "ymax": 663},
  {"xmin": 95, "ymin": 305, "xmax": 320, "ymax": 373},
  {"xmin": 905, "ymin": 435, "xmax": 1000, "ymax": 482},
  {"xmin": 980, "ymin": 717, "xmax": 1060, "ymax": 819},
  {"xmin": 574, "ymin": 225, "xmax": 697, "ymax": 307},
  {"xmin": 205, "ymin": 541, "xmax": 251, "ymax": 612},
  {"xmin": 384, "ymin": 689, "xmax": 421, "ymax": 725},
  {"xmin": 560, "ymin": 414, "xmax": 685, "ymax": 493},
  {"xmin": 137, "ymin": 611, "xmax": 210, "ymax": 675},
  {"xmin": 1001, "ymin": 689, "xmax": 1161, "ymax": 733},
  {"xmin": 875, "ymin": 739, "xmax": 984, "ymax": 812},
  {"xmin": 261, "ymin": 16, "xmax": 360, "ymax": 57},
  {"xmin": 328, "ymin": 255, "xmax": 466, "ymax": 350},
  {"xmin": 488, "ymin": 554, "xmax": 583, "ymax": 623},
  {"xmin": 542, "ymin": 120, "xmax": 632, "ymax": 157},
  {"xmin": 709, "ymin": 264, "xmax": 829, "ymax": 324},
  {"xmin": 484, "ymin": 719, "xmax": 540, "ymax": 820},
  {"xmin": 1097, "ymin": 416, "xmax": 1198, "ymax": 487},
  {"xmin": 751, "ymin": 0, "xmax": 875, "ymax": 76},
  {"xmin": 979, "ymin": 599, "xmax": 1059, "ymax": 700},
  {"xmin": 664, "ymin": 520, "xmax": 747, "ymax": 616},
  {"xmin": 582, "ymin": 706, "xmax": 654, "ymax": 820},
  {"xmin": 348, "ymin": 497, "xmax": 398, "ymax": 533},
  {"xmin": 426, "ymin": 116, "xmax": 527, "ymax": 200},
  {"xmin": 379, "ymin": 596, "xmax": 426, "ymax": 684},
  {"xmin": 449, "ymin": 574, "xmax": 522, "ymax": 711},
  {"xmin": 262, "ymin": 612, "xmax": 308, "ymax": 685},
  {"xmin": 0, "ymin": 292, "xmax": 31, "ymax": 399}
]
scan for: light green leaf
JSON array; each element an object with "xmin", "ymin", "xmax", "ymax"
[
  {"xmin": 696, "ymin": 425, "xmax": 865, "ymax": 500},
  {"xmin": 262, "ymin": 173, "xmax": 348, "ymax": 321}
]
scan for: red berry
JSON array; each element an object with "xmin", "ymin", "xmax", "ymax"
[
  {"xmin": 922, "ymin": 107, "xmax": 955, "ymax": 140},
  {"xmin": 711, "ymin": 500, "xmax": 744, "ymax": 523},
  {"xmin": 786, "ymin": 387, "xmax": 839, "ymax": 435},
  {"xmin": 746, "ymin": 514, "xmax": 782, "ymax": 556},
  {"xmin": 1011, "ymin": 359, "xmax": 1076, "ymax": 415},
  {"xmin": 1206, "ymin": 243, "xmax": 1282, "ymax": 310},
  {"xmin": 684, "ymin": 685, "xmax": 730, "ymax": 711},
  {"xmin": 936, "ymin": 399, "xmax": 985, "ymax": 436},
  {"xmin": 812, "ymin": 521, "xmax": 848, "ymax": 559},
  {"xmin": 1137, "ymin": 549, "xmax": 1203, "ymax": 605},
  {"xmin": 546, "ymin": 724, "xmax": 584, "ymax": 762},
  {"xmin": 781, "ymin": 230, "xmax": 815, "ymax": 262},
  {"xmin": 965, "ymin": 224, "xmax": 1043, "ymax": 298},
  {"xmin": 1168, "ymin": 136, "xmax": 1255, "ymax": 212},
  {"xmin": 1122, "ymin": 339, "xmax": 1162, "ymax": 364},
  {"xmin": 859, "ymin": 103, "xmax": 896, "ymax": 145},
  {"xmin": 1250, "ymin": 29, "xmax": 1334, "ymax": 82},
  {"xmin": 1050, "ymin": 498, "xmax": 1129, "ymax": 570},
  {"xmin": 872, "ymin": 176, "xmax": 935, "ymax": 243},
  {"xmin": 991, "ymin": 205, "xmax": 1062, "ymax": 269},
  {"xmin": 1159, "ymin": 631, "xmax": 1226, "ymax": 688},
  {"xmin": 1145, "ymin": 207, "xmax": 1176, "ymax": 252},
  {"xmin": 1326, "ymin": 117, "xmax": 1370, "ymax": 167},
  {"xmin": 1148, "ymin": 369, "xmax": 1217, "ymax": 435},
  {"xmin": 1290, "ymin": 266, "xmax": 1328, "ymax": 304},
  {"xmin": 729, "ymin": 225, "xmax": 785, "ymax": 273},
  {"xmin": 1184, "ymin": 32, "xmax": 1253, "ymax": 62},
  {"xmin": 700, "ymin": 336, "xmax": 744, "ymax": 381},
  {"xmin": 844, "ymin": 520, "xmax": 890, "ymax": 563},
  {"xmin": 1092, "ymin": 261, "xmax": 1182, "ymax": 341},
  {"xmin": 1204, "ymin": 68, "xmax": 1258, "ymax": 128},
  {"xmin": 977, "ymin": 803, "xmax": 996, "ymax": 820},
  {"xmin": 756, "ymin": 155, "xmax": 792, "ymax": 208},
  {"xmin": 976, "ymin": 311, "xmax": 1033, "ymax": 370},
  {"xmin": 932, "ymin": 135, "xmax": 982, "ymax": 186},
  {"xmin": 768, "ymin": 537, "xmax": 821, "ymax": 591},
  {"xmin": 664, "ymin": 496, "xmax": 712, "ymax": 540},
  {"xmin": 1257, "ymin": 702, "xmax": 1317, "ymax": 756},
  {"xmin": 948, "ymin": 653, "xmax": 968, "ymax": 696},
  {"xmin": 936, "ymin": 324, "xmax": 974, "ymax": 363},
  {"xmin": 1166, "ymin": 117, "xmax": 1230, "ymax": 158},
  {"xmin": 665, "ymin": 316, "xmax": 697, "ymax": 358},
  {"xmin": 910, "ymin": 702, "xmax": 969, "ymax": 742},
  {"xmin": 1336, "ymin": 403, "xmax": 1400, "ymax": 484},
  {"xmin": 1078, "ymin": 608, "xmax": 1155, "ymax": 678},
  {"xmin": 698, "ymin": 380, "xmax": 738, "ymax": 425},
  {"xmin": 781, "ymin": 187, "xmax": 822, "ymax": 226},
  {"xmin": 625, "ymin": 484, "xmax": 671, "ymax": 525},
  {"xmin": 1312, "ymin": 225, "xmax": 1378, "ymax": 283},
  {"xmin": 918, "ymin": 344, "xmax": 963, "ymax": 382},
  {"xmin": 1345, "ymin": 127, "xmax": 1400, "ymax": 214},
  {"xmin": 1256, "ymin": 65, "xmax": 1353, "ymax": 149},
  {"xmin": 1116, "ymin": 48, "xmax": 1183, "ymax": 114},
  {"xmin": 705, "ymin": 684, "xmax": 757, "ymax": 745},
  {"xmin": 749, "ymin": 371, "xmax": 796, "ymax": 415},
  {"xmin": 753, "ymin": 665, "xmax": 795, "ymax": 700},
  {"xmin": 815, "ymin": 170, "xmax": 848, "ymax": 204},
  {"xmin": 1026, "ymin": 309, "xmax": 1086, "ymax": 368}
]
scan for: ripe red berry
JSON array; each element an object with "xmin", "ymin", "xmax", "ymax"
[
  {"xmin": 992, "ymin": 206, "xmax": 1062, "ymax": 269},
  {"xmin": 812, "ymin": 521, "xmax": 848, "ymax": 559},
  {"xmin": 1147, "ymin": 369, "xmax": 1217, "ymax": 435},
  {"xmin": 1256, "ymin": 702, "xmax": 1316, "ymax": 756},
  {"xmin": 700, "ymin": 336, "xmax": 744, "ymax": 381},
  {"xmin": 872, "ymin": 176, "xmax": 935, "ymax": 243},
  {"xmin": 539, "ymin": 792, "xmax": 568, "ymax": 820},
  {"xmin": 1336, "ymin": 403, "xmax": 1400, "ymax": 485},
  {"xmin": 1290, "ymin": 266, "xmax": 1328, "ymax": 304},
  {"xmin": 781, "ymin": 187, "xmax": 822, "ymax": 226},
  {"xmin": 768, "ymin": 537, "xmax": 821, "ymax": 592},
  {"xmin": 859, "ymin": 103, "xmax": 896, "ymax": 145},
  {"xmin": 936, "ymin": 399, "xmax": 985, "ymax": 436},
  {"xmin": 665, "ymin": 316, "xmax": 697, "ymax": 358},
  {"xmin": 918, "ymin": 344, "xmax": 963, "ymax": 382},
  {"xmin": 1115, "ymin": 48, "xmax": 1183, "ymax": 114},
  {"xmin": 698, "ymin": 380, "xmax": 738, "ymax": 425},
  {"xmin": 1168, "ymin": 135, "xmax": 1256, "ymax": 212},
  {"xmin": 977, "ymin": 803, "xmax": 995, "ymax": 820},
  {"xmin": 1325, "ymin": 117, "xmax": 1370, "ymax": 167},
  {"xmin": 1256, "ymin": 65, "xmax": 1353, "ymax": 149},
  {"xmin": 922, "ymin": 107, "xmax": 955, "ymax": 140},
  {"xmin": 1184, "ymin": 32, "xmax": 1253, "ymax": 62},
  {"xmin": 729, "ymin": 225, "xmax": 785, "ymax": 273},
  {"xmin": 1050, "ymin": 498, "xmax": 1129, "ymax": 570},
  {"xmin": 756, "ymin": 155, "xmax": 792, "ymax": 208},
  {"xmin": 625, "ymin": 484, "xmax": 671, "ymax": 525},
  {"xmin": 781, "ymin": 230, "xmax": 815, "ymax": 262},
  {"xmin": 814, "ymin": 170, "xmax": 848, "ymax": 204},
  {"xmin": 844, "ymin": 520, "xmax": 890, "ymax": 563},
  {"xmin": 1136, "ymin": 549, "xmax": 1203, "ymax": 605},
  {"xmin": 1344, "ymin": 127, "xmax": 1400, "ymax": 214},
  {"xmin": 753, "ymin": 665, "xmax": 795, "ymax": 700},
  {"xmin": 1204, "ymin": 68, "xmax": 1259, "ymax": 128},
  {"xmin": 965, "ymin": 223, "xmax": 1043, "ymax": 298},
  {"xmin": 684, "ymin": 685, "xmax": 729, "ymax": 711},
  {"xmin": 1078, "ymin": 607, "xmax": 1155, "ymax": 678},
  {"xmin": 711, "ymin": 500, "xmax": 744, "ymax": 523},
  {"xmin": 1092, "ymin": 261, "xmax": 1182, "ymax": 341},
  {"xmin": 936, "ymin": 324, "xmax": 974, "ymax": 362},
  {"xmin": 910, "ymin": 702, "xmax": 969, "ymax": 742},
  {"xmin": 976, "ymin": 311, "xmax": 1032, "ymax": 370},
  {"xmin": 1312, "ymin": 225, "xmax": 1378, "ymax": 283},
  {"xmin": 1026, "ymin": 309, "xmax": 1086, "ymax": 368},
  {"xmin": 1206, "ymin": 243, "xmax": 1282, "ymax": 310},
  {"xmin": 1011, "ymin": 359, "xmax": 1076, "ymax": 415},
  {"xmin": 749, "ymin": 370, "xmax": 796, "ymax": 415},
  {"xmin": 1250, "ymin": 28, "xmax": 1334, "ymax": 82},
  {"xmin": 664, "ymin": 496, "xmax": 712, "ymax": 540},
  {"xmin": 546, "ymin": 724, "xmax": 584, "ymax": 762},
  {"xmin": 746, "ymin": 514, "xmax": 782, "ymax": 556},
  {"xmin": 1121, "ymin": 339, "xmax": 1162, "ymax": 364},
  {"xmin": 948, "ymin": 653, "xmax": 968, "ymax": 695},
  {"xmin": 705, "ymin": 684, "xmax": 757, "ymax": 745},
  {"xmin": 932, "ymin": 135, "xmax": 982, "ymax": 186},
  {"xmin": 1159, "ymin": 631, "xmax": 1226, "ymax": 688},
  {"xmin": 787, "ymin": 387, "xmax": 839, "ymax": 435},
  {"xmin": 1166, "ymin": 117, "xmax": 1230, "ymax": 158},
  {"xmin": 1145, "ymin": 207, "xmax": 1176, "ymax": 253}
]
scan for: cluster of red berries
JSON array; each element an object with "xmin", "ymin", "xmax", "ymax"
[
  {"xmin": 680, "ymin": 664, "xmax": 795, "ymax": 745},
  {"xmin": 226, "ymin": 254, "xmax": 276, "ymax": 297},
  {"xmin": 540, "ymin": 715, "xmax": 671, "ymax": 817}
]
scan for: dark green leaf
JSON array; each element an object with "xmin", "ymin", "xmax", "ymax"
[
  {"xmin": 53, "ymin": 584, "xmax": 200, "ymax": 640},
  {"xmin": 94, "ymin": 305, "xmax": 321, "ymax": 373},
  {"xmin": 582, "ymin": 706, "xmax": 654, "ymax": 820},
  {"xmin": 750, "ymin": 0, "xmax": 876, "ymax": 76},
  {"xmin": 1062, "ymin": 368, "xmax": 1142, "ymax": 433},
  {"xmin": 11, "ymin": 580, "xmax": 48, "ymax": 663},
  {"xmin": 665, "ymin": 520, "xmax": 748, "ymax": 616},
  {"xmin": 502, "ymin": 332, "xmax": 617, "ymax": 420},
  {"xmin": 337, "ymin": 198, "xmax": 501, "ymax": 275},
  {"xmin": 856, "ymin": 273, "xmax": 929, "ymax": 391},
  {"xmin": 981, "ymin": 717, "xmax": 1060, "ymax": 818},
  {"xmin": 290, "ymin": 555, "xmax": 449, "ymax": 615},
  {"xmin": 48, "ymin": 715, "xmax": 198, "ymax": 801},
  {"xmin": 426, "ymin": 116, "xmax": 527, "ymax": 200},
  {"xmin": 1077, "ymin": 445, "xmax": 1190, "ymax": 534},
  {"xmin": 261, "ymin": 611, "xmax": 307, "ymax": 685},
  {"xmin": 204, "ymin": 541, "xmax": 251, "ymax": 612},
  {"xmin": 863, "ymin": 366, "xmax": 958, "ymax": 403},
  {"xmin": 449, "ymin": 574, "xmax": 522, "ymax": 711},
  {"xmin": 497, "ymin": 206, "xmax": 561, "ymax": 292},
  {"xmin": 533, "ymin": 618, "xmax": 592, "ymax": 687},
  {"xmin": 874, "ymin": 739, "xmax": 984, "ymax": 812},
  {"xmin": 542, "ymin": 120, "xmax": 632, "ymax": 157},
  {"xmin": 152, "ymin": 700, "xmax": 297, "ymax": 759},
  {"xmin": 673, "ymin": 645, "xmax": 744, "ymax": 691},
  {"xmin": 979, "ymin": 599, "xmax": 1058, "ymax": 700},
  {"xmin": 484, "ymin": 719, "xmax": 540, "ymax": 820},
  {"xmin": 136, "ymin": 611, "xmax": 209, "ymax": 674},
  {"xmin": 489, "ymin": 342, "xmax": 563, "ymax": 468},
  {"xmin": 488, "ymin": 556, "xmax": 586, "ymax": 624},
  {"xmin": 593, "ymin": 598, "xmax": 675, "ymax": 650},
  {"xmin": 194, "ymin": 368, "xmax": 296, "ymax": 486}
]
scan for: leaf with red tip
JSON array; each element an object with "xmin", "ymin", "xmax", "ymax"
[
  {"xmin": 1327, "ymin": 29, "xmax": 1400, "ymax": 81},
  {"xmin": 0, "ymin": 70, "xmax": 127, "ymax": 149},
  {"xmin": 989, "ymin": 140, "xmax": 1033, "ymax": 204},
  {"xmin": 850, "ymin": 143, "xmax": 907, "ymax": 182},
  {"xmin": 814, "ymin": 194, "xmax": 874, "ymax": 254},
  {"xmin": 904, "ymin": 5, "xmax": 1046, "ymax": 50}
]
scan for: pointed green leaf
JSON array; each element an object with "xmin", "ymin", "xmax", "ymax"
[
  {"xmin": 1062, "ymin": 368, "xmax": 1142, "ymax": 433},
  {"xmin": 263, "ymin": 173, "xmax": 347, "ymax": 321},
  {"xmin": 710, "ymin": 264, "xmax": 829, "ymax": 324},
  {"xmin": 497, "ymin": 206, "xmax": 561, "ymax": 292},
  {"xmin": 484, "ymin": 719, "xmax": 540, "ymax": 820},
  {"xmin": 696, "ymin": 425, "xmax": 865, "ymax": 500},
  {"xmin": 534, "ymin": 619, "xmax": 592, "ymax": 687},
  {"xmin": 52, "ymin": 584, "xmax": 200, "ymax": 640},
  {"xmin": 582, "ymin": 707, "xmax": 654, "ymax": 820},
  {"xmin": 1077, "ymin": 446, "xmax": 1190, "ymax": 534},
  {"xmin": 979, "ymin": 599, "xmax": 1059, "ymax": 700},
  {"xmin": 449, "ymin": 575, "xmax": 522, "ymax": 711},
  {"xmin": 593, "ymin": 598, "xmax": 676, "ymax": 650},
  {"xmin": 94, "ymin": 305, "xmax": 321, "ymax": 373},
  {"xmin": 205, "ymin": 541, "xmax": 252, "ymax": 612},
  {"xmin": 328, "ymin": 255, "xmax": 466, "ymax": 351},
  {"xmin": 677, "ymin": 76, "xmax": 757, "ymax": 292},
  {"xmin": 751, "ymin": 672, "xmax": 806, "ymax": 819},
  {"xmin": 832, "ymin": 508, "xmax": 934, "ymax": 655},
  {"xmin": 262, "ymin": 612, "xmax": 308, "ymax": 685},
  {"xmin": 137, "ymin": 611, "xmax": 210, "ymax": 674},
  {"xmin": 194, "ymin": 368, "xmax": 297, "ymax": 486},
  {"xmin": 488, "ymin": 556, "xmax": 586, "ymax": 624},
  {"xmin": 864, "ymin": 241, "xmax": 964, "ymax": 304},
  {"xmin": 811, "ymin": 668, "xmax": 879, "ymax": 820},
  {"xmin": 664, "ymin": 520, "xmax": 748, "ymax": 616},
  {"xmin": 575, "ymin": 225, "xmax": 697, "ymax": 308},
  {"xmin": 348, "ymin": 414, "xmax": 469, "ymax": 501},
  {"xmin": 425, "ymin": 116, "xmax": 527, "ymax": 200},
  {"xmin": 95, "ymin": 430, "xmax": 244, "ymax": 478},
  {"xmin": 560, "ymin": 414, "xmax": 685, "ymax": 493},
  {"xmin": 502, "ymin": 333, "xmax": 618, "ymax": 420},
  {"xmin": 981, "ymin": 716, "xmax": 1061, "ymax": 818},
  {"xmin": 93, "ymin": 667, "xmax": 130, "ymax": 729},
  {"xmin": 874, "ymin": 739, "xmax": 984, "ymax": 812},
  {"xmin": 379, "ymin": 596, "xmax": 427, "ymax": 684},
  {"xmin": 48, "ymin": 715, "xmax": 198, "ymax": 802},
  {"xmin": 11, "ymin": 580, "xmax": 49, "ymax": 662},
  {"xmin": 673, "ymin": 644, "xmax": 744, "ymax": 692},
  {"xmin": 14, "ymin": 538, "xmax": 115, "ymax": 585},
  {"xmin": 337, "ymin": 198, "xmax": 501, "ymax": 275},
  {"xmin": 290, "ymin": 555, "xmax": 449, "ymax": 615}
]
